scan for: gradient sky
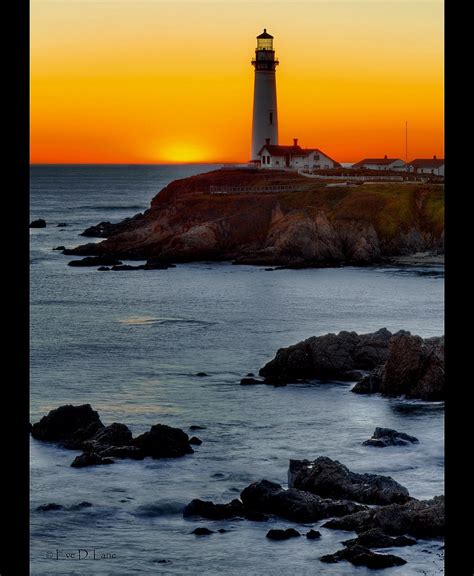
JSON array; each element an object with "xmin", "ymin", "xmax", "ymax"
[{"xmin": 30, "ymin": 1, "xmax": 444, "ymax": 164}]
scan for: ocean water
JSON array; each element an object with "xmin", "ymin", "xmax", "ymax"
[{"xmin": 30, "ymin": 165, "xmax": 445, "ymax": 576}]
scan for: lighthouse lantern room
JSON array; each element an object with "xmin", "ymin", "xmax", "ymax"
[{"xmin": 251, "ymin": 29, "xmax": 279, "ymax": 161}]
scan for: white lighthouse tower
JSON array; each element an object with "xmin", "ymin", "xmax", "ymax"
[{"xmin": 251, "ymin": 29, "xmax": 279, "ymax": 161}]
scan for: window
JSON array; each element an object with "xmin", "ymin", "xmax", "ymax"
[
  {"xmin": 275, "ymin": 161, "xmax": 279, "ymax": 166},
  {"xmin": 269, "ymin": 112, "xmax": 273, "ymax": 125},
  {"xmin": 314, "ymin": 154, "xmax": 320, "ymax": 161}
]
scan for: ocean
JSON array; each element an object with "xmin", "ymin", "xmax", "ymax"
[{"xmin": 30, "ymin": 164, "xmax": 444, "ymax": 575}]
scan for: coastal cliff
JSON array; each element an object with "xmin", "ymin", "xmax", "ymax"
[{"xmin": 66, "ymin": 168, "xmax": 444, "ymax": 266}]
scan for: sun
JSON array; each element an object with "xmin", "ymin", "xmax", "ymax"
[{"xmin": 157, "ymin": 142, "xmax": 212, "ymax": 164}]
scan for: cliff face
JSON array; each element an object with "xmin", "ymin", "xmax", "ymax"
[{"xmin": 68, "ymin": 168, "xmax": 444, "ymax": 266}]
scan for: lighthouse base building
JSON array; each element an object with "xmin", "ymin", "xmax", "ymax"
[{"xmin": 257, "ymin": 138, "xmax": 340, "ymax": 170}]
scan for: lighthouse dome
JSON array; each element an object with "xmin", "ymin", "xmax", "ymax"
[{"xmin": 257, "ymin": 29, "xmax": 273, "ymax": 39}]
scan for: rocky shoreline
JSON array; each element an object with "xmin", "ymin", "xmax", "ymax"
[
  {"xmin": 183, "ymin": 457, "xmax": 443, "ymax": 569},
  {"xmin": 55, "ymin": 168, "xmax": 444, "ymax": 269},
  {"xmin": 31, "ymin": 322, "xmax": 444, "ymax": 570}
]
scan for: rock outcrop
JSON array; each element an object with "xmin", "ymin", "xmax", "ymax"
[
  {"xmin": 259, "ymin": 328, "xmax": 393, "ymax": 383},
  {"xmin": 30, "ymin": 219, "xmax": 46, "ymax": 228},
  {"xmin": 320, "ymin": 545, "xmax": 407, "ymax": 569},
  {"xmin": 363, "ymin": 427, "xmax": 419, "ymax": 447},
  {"xmin": 288, "ymin": 457, "xmax": 410, "ymax": 505},
  {"xmin": 259, "ymin": 329, "xmax": 444, "ymax": 400},
  {"xmin": 323, "ymin": 495, "xmax": 444, "ymax": 538},
  {"xmin": 61, "ymin": 168, "xmax": 444, "ymax": 267},
  {"xmin": 240, "ymin": 479, "xmax": 367, "ymax": 522},
  {"xmin": 342, "ymin": 529, "xmax": 416, "ymax": 548},
  {"xmin": 31, "ymin": 404, "xmax": 103, "ymax": 442},
  {"xmin": 31, "ymin": 405, "xmax": 196, "ymax": 466}
]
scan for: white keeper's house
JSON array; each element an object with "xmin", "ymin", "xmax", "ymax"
[
  {"xmin": 352, "ymin": 156, "xmax": 406, "ymax": 171},
  {"xmin": 257, "ymin": 138, "xmax": 341, "ymax": 170},
  {"xmin": 408, "ymin": 156, "xmax": 444, "ymax": 177}
]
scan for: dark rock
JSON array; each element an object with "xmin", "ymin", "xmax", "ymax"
[
  {"xmin": 30, "ymin": 219, "xmax": 46, "ymax": 228},
  {"xmin": 266, "ymin": 528, "xmax": 301, "ymax": 541},
  {"xmin": 259, "ymin": 329, "xmax": 392, "ymax": 383},
  {"xmin": 132, "ymin": 424, "xmax": 193, "ymax": 458},
  {"xmin": 189, "ymin": 436, "xmax": 202, "ymax": 446},
  {"xmin": 354, "ymin": 328, "xmax": 393, "ymax": 369},
  {"xmin": 36, "ymin": 503, "xmax": 63, "ymax": 512},
  {"xmin": 191, "ymin": 527, "xmax": 214, "ymax": 536},
  {"xmin": 111, "ymin": 264, "xmax": 140, "ymax": 271},
  {"xmin": 189, "ymin": 425, "xmax": 206, "ymax": 430},
  {"xmin": 61, "ymin": 421, "xmax": 105, "ymax": 450},
  {"xmin": 323, "ymin": 495, "xmax": 444, "ymax": 538},
  {"xmin": 183, "ymin": 499, "xmax": 245, "ymax": 520},
  {"xmin": 68, "ymin": 256, "xmax": 123, "ymax": 267},
  {"xmin": 143, "ymin": 258, "xmax": 176, "ymax": 270},
  {"xmin": 88, "ymin": 423, "xmax": 133, "ymax": 448},
  {"xmin": 31, "ymin": 404, "xmax": 103, "ymax": 442},
  {"xmin": 70, "ymin": 452, "xmax": 115, "ymax": 468},
  {"xmin": 57, "ymin": 223, "xmax": 68, "ymax": 227},
  {"xmin": 218, "ymin": 528, "xmax": 229, "ymax": 533},
  {"xmin": 306, "ymin": 529, "xmax": 321, "ymax": 539},
  {"xmin": 53, "ymin": 246, "xmax": 66, "ymax": 251},
  {"xmin": 363, "ymin": 427, "xmax": 419, "ymax": 447},
  {"xmin": 196, "ymin": 372, "xmax": 208, "ymax": 377},
  {"xmin": 259, "ymin": 328, "xmax": 444, "ymax": 400},
  {"xmin": 320, "ymin": 545, "xmax": 406, "ymax": 568},
  {"xmin": 63, "ymin": 243, "xmax": 100, "ymax": 256},
  {"xmin": 342, "ymin": 528, "xmax": 416, "ymax": 548},
  {"xmin": 246, "ymin": 373, "xmax": 255, "ymax": 377},
  {"xmin": 80, "ymin": 217, "xmax": 144, "ymax": 238},
  {"xmin": 288, "ymin": 456, "xmax": 410, "ymax": 505},
  {"xmin": 240, "ymin": 377, "xmax": 264, "ymax": 385},
  {"xmin": 240, "ymin": 479, "xmax": 367, "ymax": 523},
  {"xmin": 381, "ymin": 334, "xmax": 445, "ymax": 400},
  {"xmin": 100, "ymin": 446, "xmax": 145, "ymax": 460},
  {"xmin": 97, "ymin": 267, "xmax": 110, "ymax": 271},
  {"xmin": 351, "ymin": 365, "xmax": 384, "ymax": 394}
]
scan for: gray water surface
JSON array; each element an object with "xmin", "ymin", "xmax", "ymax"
[{"xmin": 30, "ymin": 165, "xmax": 444, "ymax": 575}]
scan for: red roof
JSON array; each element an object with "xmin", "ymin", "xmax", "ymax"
[
  {"xmin": 409, "ymin": 158, "xmax": 445, "ymax": 168},
  {"xmin": 352, "ymin": 158, "xmax": 405, "ymax": 167},
  {"xmin": 257, "ymin": 144, "xmax": 341, "ymax": 167}
]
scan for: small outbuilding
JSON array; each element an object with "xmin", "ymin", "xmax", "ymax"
[
  {"xmin": 408, "ymin": 156, "xmax": 444, "ymax": 177},
  {"xmin": 352, "ymin": 156, "xmax": 406, "ymax": 171}
]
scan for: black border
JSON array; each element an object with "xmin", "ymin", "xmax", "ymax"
[
  {"xmin": 7, "ymin": 0, "xmax": 467, "ymax": 574},
  {"xmin": 4, "ymin": 0, "xmax": 29, "ymax": 574}
]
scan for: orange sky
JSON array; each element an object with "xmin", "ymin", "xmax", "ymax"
[{"xmin": 30, "ymin": 1, "xmax": 444, "ymax": 164}]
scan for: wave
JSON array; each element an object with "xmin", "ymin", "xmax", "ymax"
[{"xmin": 119, "ymin": 316, "xmax": 216, "ymax": 327}]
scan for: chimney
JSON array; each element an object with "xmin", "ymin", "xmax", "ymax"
[
  {"xmin": 384, "ymin": 154, "xmax": 387, "ymax": 159},
  {"xmin": 293, "ymin": 138, "xmax": 298, "ymax": 147},
  {"xmin": 433, "ymin": 154, "xmax": 437, "ymax": 159},
  {"xmin": 265, "ymin": 138, "xmax": 270, "ymax": 146}
]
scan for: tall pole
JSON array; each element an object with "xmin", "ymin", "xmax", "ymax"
[{"xmin": 405, "ymin": 121, "xmax": 408, "ymax": 163}]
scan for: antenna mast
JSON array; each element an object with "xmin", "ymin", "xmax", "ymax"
[{"xmin": 405, "ymin": 121, "xmax": 408, "ymax": 163}]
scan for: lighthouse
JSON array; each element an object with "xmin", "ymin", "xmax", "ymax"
[{"xmin": 251, "ymin": 29, "xmax": 279, "ymax": 161}]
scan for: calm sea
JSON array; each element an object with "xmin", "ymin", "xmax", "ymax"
[{"xmin": 30, "ymin": 164, "xmax": 444, "ymax": 575}]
